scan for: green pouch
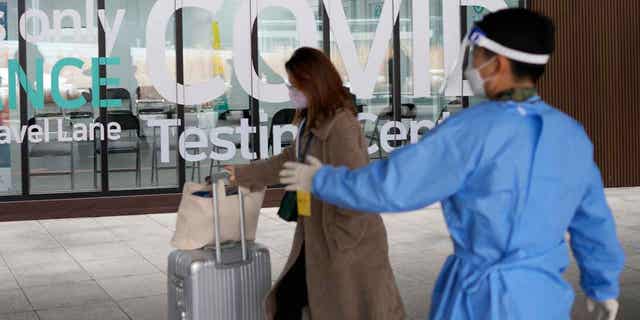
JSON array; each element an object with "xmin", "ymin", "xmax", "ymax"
[
  {"xmin": 276, "ymin": 119, "xmax": 312, "ymax": 223},
  {"xmin": 277, "ymin": 191, "xmax": 299, "ymax": 222}
]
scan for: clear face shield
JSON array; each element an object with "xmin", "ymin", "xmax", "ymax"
[
  {"xmin": 436, "ymin": 27, "xmax": 551, "ymax": 122},
  {"xmin": 437, "ymin": 29, "xmax": 473, "ymax": 99},
  {"xmin": 462, "ymin": 43, "xmax": 483, "ymax": 77},
  {"xmin": 434, "ymin": 29, "xmax": 473, "ymax": 124},
  {"xmin": 439, "ymin": 27, "xmax": 551, "ymax": 96}
]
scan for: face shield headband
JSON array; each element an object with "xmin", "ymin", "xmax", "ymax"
[{"xmin": 468, "ymin": 27, "xmax": 550, "ymax": 65}]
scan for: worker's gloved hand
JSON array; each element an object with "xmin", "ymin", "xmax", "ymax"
[
  {"xmin": 586, "ymin": 297, "xmax": 619, "ymax": 320},
  {"xmin": 279, "ymin": 156, "xmax": 323, "ymax": 193}
]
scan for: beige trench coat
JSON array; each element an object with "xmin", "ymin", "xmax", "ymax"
[{"xmin": 236, "ymin": 109, "xmax": 405, "ymax": 320}]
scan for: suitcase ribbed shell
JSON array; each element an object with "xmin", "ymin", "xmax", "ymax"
[{"xmin": 168, "ymin": 243, "xmax": 271, "ymax": 320}]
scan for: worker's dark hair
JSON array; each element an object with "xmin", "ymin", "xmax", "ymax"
[{"xmin": 475, "ymin": 8, "xmax": 555, "ymax": 82}]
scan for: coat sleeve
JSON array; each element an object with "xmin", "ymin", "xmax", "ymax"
[
  {"xmin": 235, "ymin": 146, "xmax": 295, "ymax": 192},
  {"xmin": 569, "ymin": 161, "xmax": 625, "ymax": 301},
  {"xmin": 312, "ymin": 116, "xmax": 480, "ymax": 213}
]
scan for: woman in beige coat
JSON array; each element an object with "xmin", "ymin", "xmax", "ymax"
[{"xmin": 226, "ymin": 47, "xmax": 404, "ymax": 320}]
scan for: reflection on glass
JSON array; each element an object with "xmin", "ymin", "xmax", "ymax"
[
  {"xmin": 0, "ymin": 0, "xmax": 21, "ymax": 195},
  {"xmin": 105, "ymin": 0, "xmax": 178, "ymax": 190},
  {"xmin": 396, "ymin": 0, "xmax": 450, "ymax": 156},
  {"xmin": 0, "ymin": 0, "xmax": 527, "ymax": 198},
  {"xmin": 465, "ymin": 1, "xmax": 522, "ymax": 107},
  {"xmin": 399, "ymin": 0, "xmax": 524, "ymax": 153},
  {"xmin": 331, "ymin": 0, "xmax": 395, "ymax": 159},
  {"xmin": 181, "ymin": 1, "xmax": 258, "ymax": 183},
  {"xmin": 24, "ymin": 0, "xmax": 98, "ymax": 194},
  {"xmin": 258, "ymin": 0, "xmax": 321, "ymax": 158}
]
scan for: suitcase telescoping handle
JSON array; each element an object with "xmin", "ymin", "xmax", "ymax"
[{"xmin": 210, "ymin": 171, "xmax": 248, "ymax": 263}]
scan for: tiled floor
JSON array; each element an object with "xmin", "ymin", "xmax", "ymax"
[{"xmin": 0, "ymin": 188, "xmax": 639, "ymax": 320}]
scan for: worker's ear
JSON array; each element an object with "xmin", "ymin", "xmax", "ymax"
[{"xmin": 495, "ymin": 55, "xmax": 512, "ymax": 78}]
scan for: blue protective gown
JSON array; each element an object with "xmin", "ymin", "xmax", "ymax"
[{"xmin": 311, "ymin": 97, "xmax": 625, "ymax": 319}]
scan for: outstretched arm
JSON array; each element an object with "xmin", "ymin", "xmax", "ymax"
[
  {"xmin": 312, "ymin": 129, "xmax": 471, "ymax": 212},
  {"xmin": 281, "ymin": 118, "xmax": 482, "ymax": 213}
]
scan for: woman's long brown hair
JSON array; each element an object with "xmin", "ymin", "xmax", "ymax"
[{"xmin": 285, "ymin": 47, "xmax": 356, "ymax": 129}]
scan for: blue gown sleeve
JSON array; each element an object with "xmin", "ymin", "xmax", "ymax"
[
  {"xmin": 569, "ymin": 162, "xmax": 625, "ymax": 301},
  {"xmin": 312, "ymin": 118, "xmax": 480, "ymax": 213}
]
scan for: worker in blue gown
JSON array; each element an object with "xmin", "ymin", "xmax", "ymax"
[{"xmin": 278, "ymin": 8, "xmax": 624, "ymax": 320}]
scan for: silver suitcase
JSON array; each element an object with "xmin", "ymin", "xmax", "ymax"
[{"xmin": 168, "ymin": 172, "xmax": 272, "ymax": 320}]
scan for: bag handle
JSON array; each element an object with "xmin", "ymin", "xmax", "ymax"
[{"xmin": 210, "ymin": 171, "xmax": 248, "ymax": 263}]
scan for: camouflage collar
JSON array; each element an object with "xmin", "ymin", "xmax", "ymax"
[{"xmin": 496, "ymin": 87, "xmax": 538, "ymax": 102}]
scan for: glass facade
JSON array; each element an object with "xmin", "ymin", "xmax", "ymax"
[
  {"xmin": 24, "ymin": 0, "xmax": 98, "ymax": 194},
  {"xmin": 0, "ymin": 0, "xmax": 20, "ymax": 195},
  {"xmin": 0, "ymin": 0, "xmax": 524, "ymax": 201}
]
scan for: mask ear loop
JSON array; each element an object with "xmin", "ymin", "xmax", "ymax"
[{"xmin": 436, "ymin": 29, "xmax": 472, "ymax": 126}]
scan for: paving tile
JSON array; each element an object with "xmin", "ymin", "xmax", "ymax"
[
  {"xmin": 109, "ymin": 225, "xmax": 172, "ymax": 242},
  {"xmin": 270, "ymin": 252, "xmax": 290, "ymax": 283},
  {"xmin": 392, "ymin": 236, "xmax": 445, "ymax": 260},
  {"xmin": 620, "ymin": 192, "xmax": 640, "ymax": 202},
  {"xmin": 2, "ymin": 247, "xmax": 75, "ymax": 269},
  {"xmin": 621, "ymin": 282, "xmax": 640, "ymax": 301},
  {"xmin": 388, "ymin": 210, "xmax": 444, "ymax": 227},
  {"xmin": 54, "ymin": 230, "xmax": 120, "ymax": 248},
  {"xmin": 39, "ymin": 218, "xmax": 102, "ymax": 235},
  {"xmin": 94, "ymin": 215, "xmax": 155, "ymax": 228},
  {"xmin": 146, "ymin": 214, "xmax": 176, "ymax": 229},
  {"xmin": 141, "ymin": 253, "xmax": 168, "ymax": 274},
  {"xmin": 97, "ymin": 273, "xmax": 166, "ymax": 301},
  {"xmin": 118, "ymin": 295, "xmax": 167, "ymax": 320},
  {"xmin": 22, "ymin": 280, "xmax": 111, "ymax": 310},
  {"xmin": 79, "ymin": 256, "xmax": 159, "ymax": 280},
  {"xmin": 66, "ymin": 242, "xmax": 140, "ymax": 262},
  {"xmin": 0, "ymin": 289, "xmax": 32, "ymax": 314},
  {"xmin": 260, "ymin": 207, "xmax": 279, "ymax": 215},
  {"xmin": 626, "ymin": 254, "xmax": 640, "ymax": 271},
  {"xmin": 0, "ymin": 231, "xmax": 60, "ymax": 254},
  {"xmin": 622, "ymin": 240, "xmax": 640, "ymax": 258},
  {"xmin": 255, "ymin": 223, "xmax": 296, "ymax": 239},
  {"xmin": 391, "ymin": 260, "xmax": 441, "ymax": 283},
  {"xmin": 628, "ymin": 223, "xmax": 640, "ymax": 233},
  {"xmin": 36, "ymin": 302, "xmax": 128, "ymax": 320},
  {"xmin": 620, "ymin": 268, "xmax": 640, "ymax": 285},
  {"xmin": 617, "ymin": 296, "xmax": 640, "ymax": 319},
  {"xmin": 0, "ymin": 221, "xmax": 46, "ymax": 234},
  {"xmin": 562, "ymin": 263, "xmax": 582, "ymax": 292},
  {"xmin": 0, "ymin": 188, "xmax": 637, "ymax": 320},
  {"xmin": 258, "ymin": 234, "xmax": 294, "ymax": 257},
  {"xmin": 126, "ymin": 237, "xmax": 175, "ymax": 257},
  {"xmin": 0, "ymin": 312, "xmax": 38, "ymax": 320},
  {"xmin": 0, "ymin": 264, "xmax": 19, "ymax": 291},
  {"xmin": 390, "ymin": 240, "xmax": 451, "ymax": 263},
  {"xmin": 397, "ymin": 276, "xmax": 431, "ymax": 320},
  {"xmin": 617, "ymin": 227, "xmax": 638, "ymax": 241},
  {"xmin": 617, "ymin": 214, "xmax": 640, "ymax": 228},
  {"xmin": 11, "ymin": 259, "xmax": 91, "ymax": 288},
  {"xmin": 388, "ymin": 228, "xmax": 449, "ymax": 246}
]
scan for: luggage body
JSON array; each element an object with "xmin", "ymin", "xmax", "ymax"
[
  {"xmin": 168, "ymin": 172, "xmax": 271, "ymax": 320},
  {"xmin": 167, "ymin": 243, "xmax": 271, "ymax": 320}
]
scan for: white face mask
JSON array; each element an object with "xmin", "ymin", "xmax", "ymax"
[
  {"xmin": 287, "ymin": 85, "xmax": 308, "ymax": 110},
  {"xmin": 463, "ymin": 56, "xmax": 496, "ymax": 97}
]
